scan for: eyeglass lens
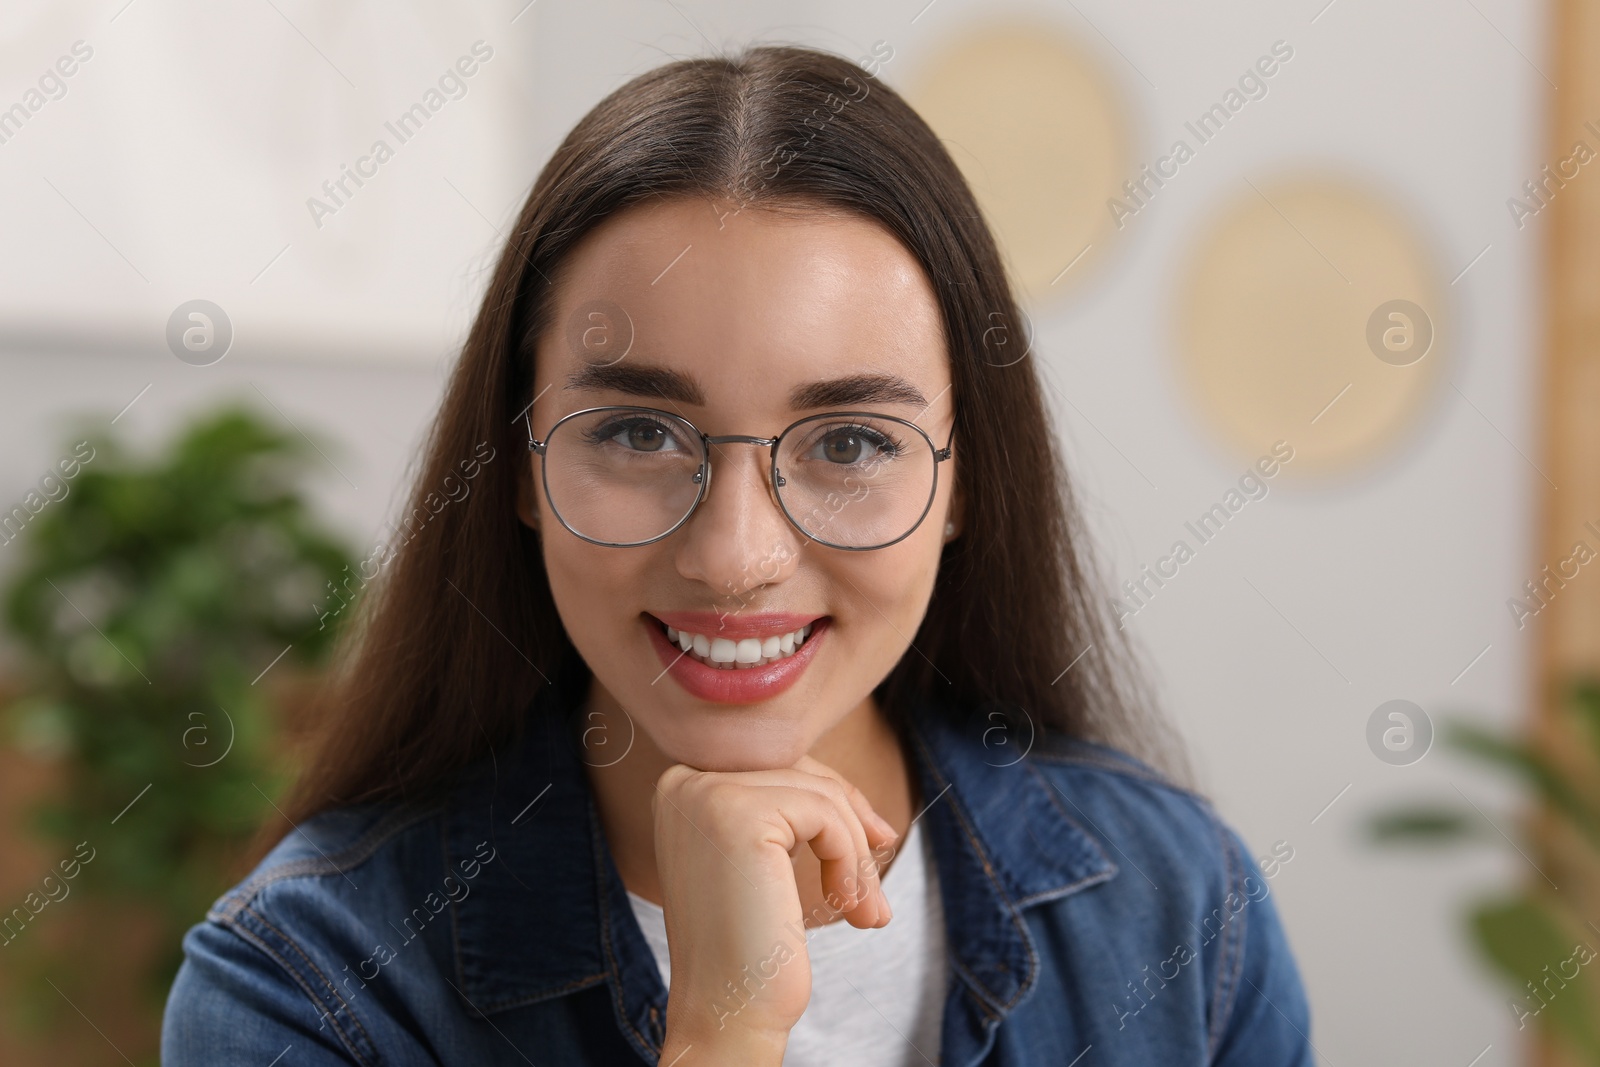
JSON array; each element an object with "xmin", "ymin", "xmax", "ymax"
[{"xmin": 539, "ymin": 408, "xmax": 938, "ymax": 548}]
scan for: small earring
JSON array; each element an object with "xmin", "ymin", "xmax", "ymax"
[{"xmin": 944, "ymin": 521, "xmax": 955, "ymax": 538}]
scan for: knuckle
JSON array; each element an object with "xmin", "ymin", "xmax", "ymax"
[
  {"xmin": 698, "ymin": 783, "xmax": 744, "ymax": 831},
  {"xmin": 655, "ymin": 763, "xmax": 692, "ymax": 791}
]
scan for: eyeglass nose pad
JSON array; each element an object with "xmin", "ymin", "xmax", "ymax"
[{"xmin": 686, "ymin": 445, "xmax": 793, "ymax": 524}]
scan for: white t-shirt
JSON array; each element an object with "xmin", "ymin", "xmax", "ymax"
[{"xmin": 626, "ymin": 816, "xmax": 947, "ymax": 1066}]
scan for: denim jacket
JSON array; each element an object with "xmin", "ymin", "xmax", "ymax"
[{"xmin": 162, "ymin": 674, "xmax": 1315, "ymax": 1066}]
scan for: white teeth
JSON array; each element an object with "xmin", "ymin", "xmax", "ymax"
[{"xmin": 660, "ymin": 619, "xmax": 822, "ymax": 669}]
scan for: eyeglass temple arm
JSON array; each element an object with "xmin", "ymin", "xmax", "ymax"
[{"xmin": 525, "ymin": 409, "xmax": 546, "ymax": 455}]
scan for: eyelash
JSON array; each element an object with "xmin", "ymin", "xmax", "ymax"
[
  {"xmin": 582, "ymin": 416, "xmax": 683, "ymax": 450},
  {"xmin": 801, "ymin": 422, "xmax": 905, "ymax": 462},
  {"xmin": 581, "ymin": 416, "xmax": 908, "ymax": 461}
]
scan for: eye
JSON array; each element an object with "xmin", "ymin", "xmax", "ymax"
[
  {"xmin": 806, "ymin": 422, "xmax": 904, "ymax": 466},
  {"xmin": 585, "ymin": 416, "xmax": 687, "ymax": 454}
]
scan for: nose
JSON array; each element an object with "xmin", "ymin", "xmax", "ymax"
[{"xmin": 672, "ymin": 440, "xmax": 805, "ymax": 606}]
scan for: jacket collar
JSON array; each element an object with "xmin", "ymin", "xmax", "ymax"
[{"xmin": 446, "ymin": 673, "xmax": 1117, "ymax": 1060}]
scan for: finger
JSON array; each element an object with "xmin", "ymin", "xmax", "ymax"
[
  {"xmin": 655, "ymin": 772, "xmax": 868, "ymax": 938},
  {"xmin": 683, "ymin": 764, "xmax": 895, "ymax": 928},
  {"xmin": 693, "ymin": 758, "xmax": 897, "ymax": 849},
  {"xmin": 808, "ymin": 778, "xmax": 886, "ymax": 928},
  {"xmin": 722, "ymin": 766, "xmax": 887, "ymax": 924},
  {"xmin": 760, "ymin": 786, "xmax": 876, "ymax": 923},
  {"xmin": 792, "ymin": 754, "xmax": 900, "ymax": 849},
  {"xmin": 788, "ymin": 757, "xmax": 897, "ymax": 925}
]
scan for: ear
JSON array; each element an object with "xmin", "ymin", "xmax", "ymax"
[
  {"xmin": 944, "ymin": 473, "xmax": 964, "ymax": 541},
  {"xmin": 515, "ymin": 456, "xmax": 540, "ymax": 534}
]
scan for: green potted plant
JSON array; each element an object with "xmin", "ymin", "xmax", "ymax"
[
  {"xmin": 0, "ymin": 403, "xmax": 357, "ymax": 1051},
  {"xmin": 1369, "ymin": 677, "xmax": 1600, "ymax": 1063}
]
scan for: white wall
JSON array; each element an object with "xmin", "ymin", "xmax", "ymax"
[
  {"xmin": 1018, "ymin": 2, "xmax": 1542, "ymax": 1063},
  {"xmin": 0, "ymin": 0, "xmax": 1547, "ymax": 1063}
]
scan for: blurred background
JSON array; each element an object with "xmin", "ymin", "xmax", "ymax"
[{"xmin": 2, "ymin": 0, "xmax": 1596, "ymax": 1063}]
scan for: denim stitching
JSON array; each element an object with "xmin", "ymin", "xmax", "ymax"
[
  {"xmin": 949, "ymin": 958, "xmax": 1002, "ymax": 1024},
  {"xmin": 1009, "ymin": 764, "xmax": 1121, "ymax": 907},
  {"xmin": 440, "ymin": 807, "xmax": 485, "ymax": 1016},
  {"xmin": 588, "ymin": 787, "xmax": 655, "ymax": 1054},
  {"xmin": 1023, "ymin": 760, "xmax": 1117, "ymax": 871},
  {"xmin": 475, "ymin": 972, "xmax": 610, "ymax": 1015},
  {"xmin": 448, "ymin": 788, "xmax": 611, "ymax": 1015},
  {"xmin": 443, "ymin": 810, "xmax": 463, "ymax": 999},
  {"xmin": 246, "ymin": 906, "xmax": 381, "ymax": 1059},
  {"xmin": 1028, "ymin": 745, "xmax": 1201, "ymax": 801},
  {"xmin": 1204, "ymin": 812, "xmax": 1247, "ymax": 1061},
  {"xmin": 911, "ymin": 729, "xmax": 1038, "ymax": 1016},
  {"xmin": 221, "ymin": 905, "xmax": 378, "ymax": 1067},
  {"xmin": 211, "ymin": 805, "xmax": 442, "ymax": 923},
  {"xmin": 1011, "ymin": 869, "xmax": 1116, "ymax": 910}
]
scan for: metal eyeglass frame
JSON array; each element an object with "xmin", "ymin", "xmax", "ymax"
[{"xmin": 524, "ymin": 404, "xmax": 955, "ymax": 551}]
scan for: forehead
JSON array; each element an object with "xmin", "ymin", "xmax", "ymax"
[{"xmin": 538, "ymin": 197, "xmax": 950, "ymax": 414}]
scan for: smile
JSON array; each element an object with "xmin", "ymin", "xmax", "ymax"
[
  {"xmin": 659, "ymin": 618, "xmax": 814, "ymax": 670},
  {"xmin": 643, "ymin": 612, "xmax": 830, "ymax": 705}
]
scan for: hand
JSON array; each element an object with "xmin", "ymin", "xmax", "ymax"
[{"xmin": 651, "ymin": 753, "xmax": 900, "ymax": 1061}]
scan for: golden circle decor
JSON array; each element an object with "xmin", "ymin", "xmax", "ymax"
[
  {"xmin": 902, "ymin": 23, "xmax": 1131, "ymax": 303},
  {"xmin": 1176, "ymin": 178, "xmax": 1444, "ymax": 478}
]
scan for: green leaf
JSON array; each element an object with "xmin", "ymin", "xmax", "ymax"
[
  {"xmin": 1470, "ymin": 896, "xmax": 1600, "ymax": 1061},
  {"xmin": 0, "ymin": 403, "xmax": 358, "ymax": 1007},
  {"xmin": 1571, "ymin": 677, "xmax": 1600, "ymax": 769},
  {"xmin": 1445, "ymin": 721, "xmax": 1600, "ymax": 851},
  {"xmin": 1366, "ymin": 806, "xmax": 1485, "ymax": 845}
]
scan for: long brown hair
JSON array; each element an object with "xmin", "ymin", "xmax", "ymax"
[{"xmin": 268, "ymin": 43, "xmax": 1186, "ymax": 849}]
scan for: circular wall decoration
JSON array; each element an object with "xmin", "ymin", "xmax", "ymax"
[
  {"xmin": 1175, "ymin": 177, "xmax": 1444, "ymax": 478},
  {"xmin": 901, "ymin": 22, "xmax": 1130, "ymax": 304}
]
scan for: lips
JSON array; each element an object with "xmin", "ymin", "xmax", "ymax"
[
  {"xmin": 647, "ymin": 610, "xmax": 827, "ymax": 640},
  {"xmin": 643, "ymin": 612, "xmax": 830, "ymax": 705}
]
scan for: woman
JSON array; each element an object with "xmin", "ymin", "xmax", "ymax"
[{"xmin": 163, "ymin": 43, "xmax": 1313, "ymax": 1066}]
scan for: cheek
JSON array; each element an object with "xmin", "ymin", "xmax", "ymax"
[
  {"xmin": 835, "ymin": 530, "xmax": 943, "ymax": 652},
  {"xmin": 542, "ymin": 539, "xmax": 643, "ymax": 651}
]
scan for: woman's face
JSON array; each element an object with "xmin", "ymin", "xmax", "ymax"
[{"xmin": 519, "ymin": 197, "xmax": 959, "ymax": 772}]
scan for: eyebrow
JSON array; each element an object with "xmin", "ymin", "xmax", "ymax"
[{"xmin": 562, "ymin": 360, "xmax": 931, "ymax": 410}]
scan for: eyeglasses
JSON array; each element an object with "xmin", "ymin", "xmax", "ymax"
[{"xmin": 525, "ymin": 405, "xmax": 954, "ymax": 550}]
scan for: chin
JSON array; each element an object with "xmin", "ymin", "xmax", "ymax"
[{"xmin": 648, "ymin": 714, "xmax": 815, "ymax": 773}]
